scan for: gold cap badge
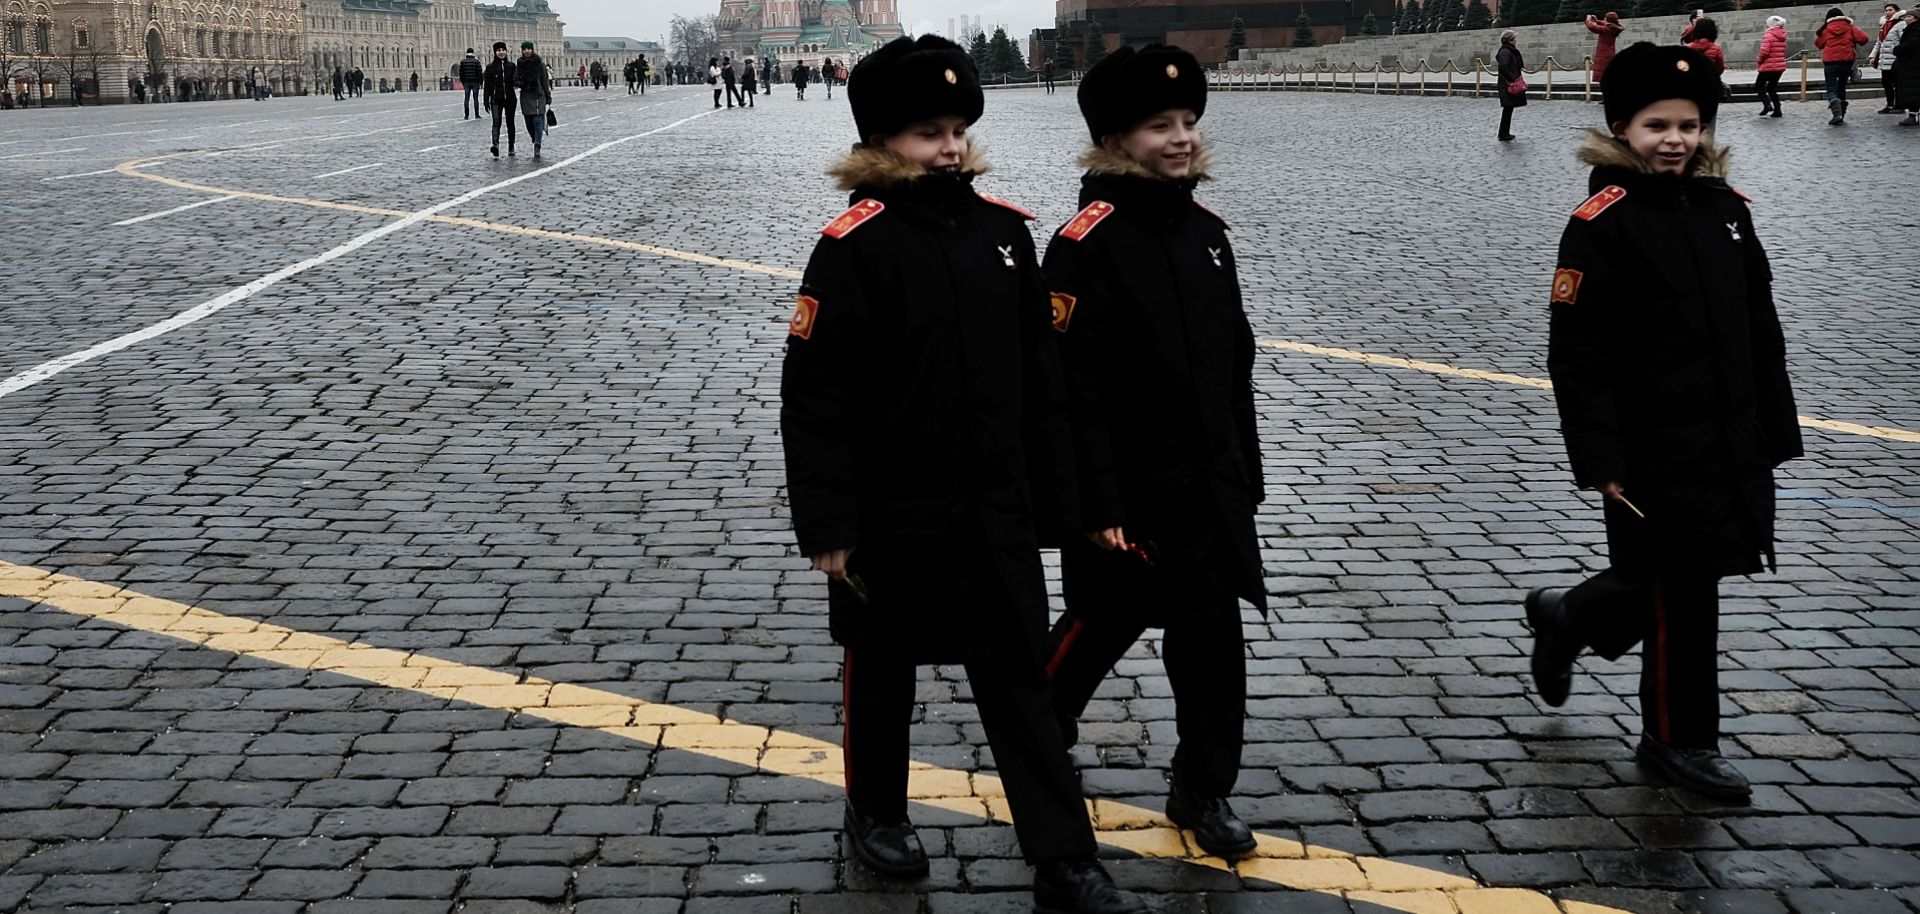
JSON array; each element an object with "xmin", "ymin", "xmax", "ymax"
[
  {"xmin": 944, "ymin": 68, "xmax": 957, "ymax": 84},
  {"xmin": 1675, "ymin": 59, "xmax": 1691, "ymax": 72},
  {"xmin": 1166, "ymin": 63, "xmax": 1179, "ymax": 78}
]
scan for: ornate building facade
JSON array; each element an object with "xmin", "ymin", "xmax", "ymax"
[
  {"xmin": 1, "ymin": 0, "xmax": 565, "ymax": 104},
  {"xmin": 5, "ymin": 0, "xmax": 303, "ymax": 104},
  {"xmin": 716, "ymin": 0, "xmax": 902, "ymax": 69},
  {"xmin": 304, "ymin": 0, "xmax": 562, "ymax": 94}
]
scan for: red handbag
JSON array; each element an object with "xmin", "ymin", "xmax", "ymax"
[{"xmin": 1507, "ymin": 75, "xmax": 1529, "ymax": 94}]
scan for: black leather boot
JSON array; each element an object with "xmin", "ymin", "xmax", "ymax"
[
  {"xmin": 1636, "ymin": 737, "xmax": 1752, "ymax": 802},
  {"xmin": 1524, "ymin": 587, "xmax": 1578, "ymax": 707},
  {"xmin": 843, "ymin": 806, "xmax": 928, "ymax": 879},
  {"xmin": 1033, "ymin": 858, "xmax": 1148, "ymax": 914},
  {"xmin": 1166, "ymin": 775, "xmax": 1256, "ymax": 857}
]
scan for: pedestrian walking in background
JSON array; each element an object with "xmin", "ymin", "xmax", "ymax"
[
  {"xmin": 1044, "ymin": 58, "xmax": 1057, "ymax": 93},
  {"xmin": 333, "ymin": 65, "xmax": 345, "ymax": 101},
  {"xmin": 1684, "ymin": 17, "xmax": 1727, "ymax": 75},
  {"xmin": 1042, "ymin": 43, "xmax": 1265, "ymax": 863},
  {"xmin": 763, "ymin": 57, "xmax": 774, "ymax": 92},
  {"xmin": 517, "ymin": 41, "xmax": 553, "ymax": 158},
  {"xmin": 411, "ymin": 71, "xmax": 419, "ymax": 92},
  {"xmin": 793, "ymin": 60, "xmax": 809, "ymax": 100},
  {"xmin": 484, "ymin": 42, "xmax": 518, "ymax": 157},
  {"xmin": 1874, "ymin": 2, "xmax": 1906, "ymax": 111},
  {"xmin": 1533, "ymin": 41, "xmax": 1800, "ymax": 805},
  {"xmin": 1498, "ymin": 30, "xmax": 1527, "ymax": 141},
  {"xmin": 1757, "ymin": 16, "xmax": 1789, "ymax": 116},
  {"xmin": 456, "ymin": 49, "xmax": 483, "ymax": 117},
  {"xmin": 1816, "ymin": 7, "xmax": 1871, "ymax": 123},
  {"xmin": 783, "ymin": 32, "xmax": 1148, "ymax": 914},
  {"xmin": 1586, "ymin": 12, "xmax": 1625, "ymax": 84},
  {"xmin": 740, "ymin": 57, "xmax": 758, "ymax": 107},
  {"xmin": 1893, "ymin": 5, "xmax": 1920, "ymax": 123},
  {"xmin": 825, "ymin": 58, "xmax": 837, "ymax": 99},
  {"xmin": 709, "ymin": 57, "xmax": 723, "ymax": 108}
]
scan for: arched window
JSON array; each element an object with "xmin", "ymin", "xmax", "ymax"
[{"xmin": 71, "ymin": 16, "xmax": 88, "ymax": 48}]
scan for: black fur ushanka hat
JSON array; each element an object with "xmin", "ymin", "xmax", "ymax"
[
  {"xmin": 1076, "ymin": 44, "xmax": 1208, "ymax": 141},
  {"xmin": 1601, "ymin": 42, "xmax": 1723, "ymax": 127},
  {"xmin": 848, "ymin": 36, "xmax": 984, "ymax": 143}
]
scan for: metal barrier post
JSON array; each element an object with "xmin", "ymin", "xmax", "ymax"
[
  {"xmin": 1544, "ymin": 58, "xmax": 1553, "ymax": 100},
  {"xmin": 1473, "ymin": 58, "xmax": 1483, "ymax": 98},
  {"xmin": 1583, "ymin": 56, "xmax": 1593, "ymax": 102},
  {"xmin": 1798, "ymin": 52, "xmax": 1809, "ymax": 101}
]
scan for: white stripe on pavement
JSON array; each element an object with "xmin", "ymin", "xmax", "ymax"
[
  {"xmin": 0, "ymin": 147, "xmax": 84, "ymax": 160},
  {"xmin": 312, "ymin": 162, "xmax": 382, "ymax": 179},
  {"xmin": 44, "ymin": 162, "xmax": 162, "ymax": 181},
  {"xmin": 111, "ymin": 195, "xmax": 239, "ymax": 227},
  {"xmin": 413, "ymin": 144, "xmax": 454, "ymax": 153},
  {"xmin": 0, "ymin": 108, "xmax": 717, "ymax": 401}
]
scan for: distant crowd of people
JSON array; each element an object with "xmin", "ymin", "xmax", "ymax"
[{"xmin": 1499, "ymin": 3, "xmax": 1918, "ymax": 139}]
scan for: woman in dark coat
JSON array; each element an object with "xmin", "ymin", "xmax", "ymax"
[
  {"xmin": 1895, "ymin": 6, "xmax": 1920, "ymax": 122},
  {"xmin": 793, "ymin": 61, "xmax": 809, "ymax": 99},
  {"xmin": 1531, "ymin": 43, "xmax": 1801, "ymax": 804},
  {"xmin": 1497, "ymin": 30, "xmax": 1527, "ymax": 141}
]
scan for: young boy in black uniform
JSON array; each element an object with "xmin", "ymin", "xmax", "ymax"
[
  {"xmin": 780, "ymin": 35, "xmax": 1147, "ymax": 914},
  {"xmin": 1531, "ymin": 42, "xmax": 1801, "ymax": 802},
  {"xmin": 1040, "ymin": 45, "xmax": 1267, "ymax": 858}
]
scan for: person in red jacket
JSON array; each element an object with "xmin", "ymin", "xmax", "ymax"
[
  {"xmin": 1586, "ymin": 12, "xmax": 1626, "ymax": 83},
  {"xmin": 1815, "ymin": 6, "xmax": 1872, "ymax": 122},
  {"xmin": 1685, "ymin": 17, "xmax": 1728, "ymax": 75},
  {"xmin": 1757, "ymin": 15, "xmax": 1790, "ymax": 117}
]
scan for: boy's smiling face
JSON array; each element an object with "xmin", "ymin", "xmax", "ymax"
[
  {"xmin": 879, "ymin": 116, "xmax": 970, "ymax": 173},
  {"xmin": 1104, "ymin": 107, "xmax": 1201, "ymax": 179},
  {"xmin": 1613, "ymin": 99, "xmax": 1704, "ymax": 177}
]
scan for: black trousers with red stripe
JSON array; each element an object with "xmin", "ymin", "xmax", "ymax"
[
  {"xmin": 1561, "ymin": 569, "xmax": 1722, "ymax": 750},
  {"xmin": 1046, "ymin": 598, "xmax": 1246, "ymax": 799},
  {"xmin": 841, "ymin": 650, "xmax": 1096, "ymax": 863}
]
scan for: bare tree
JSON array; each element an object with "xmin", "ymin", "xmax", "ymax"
[{"xmin": 669, "ymin": 14, "xmax": 721, "ymax": 67}]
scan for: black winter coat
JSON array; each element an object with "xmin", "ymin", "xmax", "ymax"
[
  {"xmin": 1895, "ymin": 22, "xmax": 1920, "ymax": 104},
  {"xmin": 1498, "ymin": 45, "xmax": 1528, "ymax": 108},
  {"xmin": 482, "ymin": 59, "xmax": 517, "ymax": 106},
  {"xmin": 781, "ymin": 147, "xmax": 1074, "ymax": 672},
  {"xmin": 1548, "ymin": 134, "xmax": 1802, "ymax": 580},
  {"xmin": 458, "ymin": 56, "xmax": 484, "ymax": 85},
  {"xmin": 1042, "ymin": 147, "xmax": 1267, "ymax": 624}
]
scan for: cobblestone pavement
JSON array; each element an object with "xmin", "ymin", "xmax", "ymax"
[{"xmin": 0, "ymin": 85, "xmax": 1916, "ymax": 914}]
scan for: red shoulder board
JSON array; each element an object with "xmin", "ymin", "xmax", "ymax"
[
  {"xmin": 1194, "ymin": 201, "xmax": 1229, "ymax": 228},
  {"xmin": 821, "ymin": 199, "xmax": 885, "ymax": 239},
  {"xmin": 977, "ymin": 192, "xmax": 1035, "ymax": 220},
  {"xmin": 1572, "ymin": 185, "xmax": 1628, "ymax": 222},
  {"xmin": 1730, "ymin": 187, "xmax": 1753, "ymax": 203},
  {"xmin": 1059, "ymin": 201, "xmax": 1116, "ymax": 242}
]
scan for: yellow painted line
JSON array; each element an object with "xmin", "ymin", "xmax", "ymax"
[
  {"xmin": 115, "ymin": 160, "xmax": 804, "ymax": 281},
  {"xmin": 0, "ymin": 560, "xmax": 1621, "ymax": 914},
  {"xmin": 109, "ymin": 145, "xmax": 1913, "ymax": 447},
  {"xmin": 1259, "ymin": 340, "xmax": 1920, "ymax": 445}
]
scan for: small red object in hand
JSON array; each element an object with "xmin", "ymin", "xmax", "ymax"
[{"xmin": 1122, "ymin": 540, "xmax": 1158, "ymax": 567}]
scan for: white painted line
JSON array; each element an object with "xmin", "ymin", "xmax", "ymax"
[
  {"xmin": 111, "ymin": 195, "xmax": 239, "ymax": 227},
  {"xmin": 43, "ymin": 162, "xmax": 156, "ymax": 181},
  {"xmin": 414, "ymin": 144, "xmax": 454, "ymax": 153},
  {"xmin": 0, "ymin": 147, "xmax": 84, "ymax": 161},
  {"xmin": 312, "ymin": 162, "xmax": 382, "ymax": 179},
  {"xmin": 249, "ymin": 143, "xmax": 287, "ymax": 152},
  {"xmin": 0, "ymin": 108, "xmax": 717, "ymax": 401},
  {"xmin": 44, "ymin": 128, "xmax": 164, "ymax": 142},
  {"xmin": 584, "ymin": 115, "xmax": 602, "ymax": 122}
]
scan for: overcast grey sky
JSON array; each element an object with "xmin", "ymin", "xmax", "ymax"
[{"xmin": 554, "ymin": 0, "xmax": 1052, "ymax": 48}]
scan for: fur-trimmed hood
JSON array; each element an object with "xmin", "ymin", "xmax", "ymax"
[
  {"xmin": 1077, "ymin": 140, "xmax": 1214, "ymax": 182},
  {"xmin": 1577, "ymin": 128, "xmax": 1731, "ymax": 179},
  {"xmin": 827, "ymin": 144, "xmax": 990, "ymax": 192}
]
